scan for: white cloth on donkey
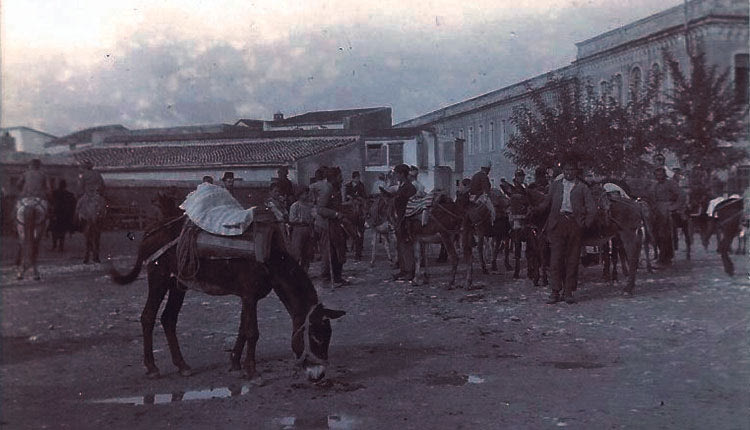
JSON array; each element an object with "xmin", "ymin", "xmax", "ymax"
[{"xmin": 179, "ymin": 183, "xmax": 255, "ymax": 236}]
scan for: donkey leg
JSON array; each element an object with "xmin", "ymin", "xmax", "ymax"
[
  {"xmin": 160, "ymin": 285, "xmax": 192, "ymax": 376},
  {"xmin": 478, "ymin": 236, "xmax": 488, "ymax": 274},
  {"xmin": 623, "ymin": 232, "xmax": 640, "ymax": 296},
  {"xmin": 513, "ymin": 236, "xmax": 522, "ymax": 279},
  {"xmin": 230, "ymin": 305, "xmax": 249, "ymax": 372},
  {"xmin": 718, "ymin": 231, "xmax": 736, "ymax": 277},
  {"xmin": 240, "ymin": 300, "xmax": 262, "ymax": 381},
  {"xmin": 141, "ymin": 273, "xmax": 170, "ymax": 378},
  {"xmin": 504, "ymin": 238, "xmax": 513, "ymax": 271},
  {"xmin": 370, "ymin": 231, "xmax": 378, "ymax": 267}
]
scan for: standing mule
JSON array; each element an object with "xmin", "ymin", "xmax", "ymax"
[
  {"xmin": 15, "ymin": 197, "xmax": 48, "ymax": 280},
  {"xmin": 365, "ymin": 194, "xmax": 395, "ymax": 266},
  {"xmin": 106, "ymin": 214, "xmax": 345, "ymax": 382},
  {"xmin": 76, "ymin": 193, "xmax": 107, "ymax": 263}
]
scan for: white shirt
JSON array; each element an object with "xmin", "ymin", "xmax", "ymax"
[
  {"xmin": 561, "ymin": 179, "xmax": 576, "ymax": 213},
  {"xmin": 372, "ymin": 179, "xmax": 386, "ymax": 194}
]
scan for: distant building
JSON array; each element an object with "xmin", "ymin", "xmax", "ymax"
[
  {"xmin": 0, "ymin": 126, "xmax": 57, "ymax": 154},
  {"xmin": 397, "ymin": 0, "xmax": 749, "ymax": 190},
  {"xmin": 236, "ymin": 107, "xmax": 392, "ymax": 132}
]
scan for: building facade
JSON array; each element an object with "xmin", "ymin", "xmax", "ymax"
[
  {"xmin": 396, "ymin": 0, "xmax": 749, "ymax": 189},
  {"xmin": 1, "ymin": 127, "xmax": 57, "ymax": 154}
]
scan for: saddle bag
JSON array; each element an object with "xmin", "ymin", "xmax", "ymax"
[{"xmin": 188, "ymin": 208, "xmax": 283, "ymax": 263}]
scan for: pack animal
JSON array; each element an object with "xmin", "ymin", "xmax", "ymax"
[{"xmin": 106, "ymin": 211, "xmax": 345, "ymax": 382}]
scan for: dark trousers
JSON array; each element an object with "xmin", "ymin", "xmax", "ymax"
[
  {"xmin": 318, "ymin": 226, "xmax": 345, "ymax": 280},
  {"xmin": 654, "ymin": 203, "xmax": 674, "ymax": 263},
  {"xmin": 548, "ymin": 214, "xmax": 583, "ymax": 295},
  {"xmin": 290, "ymin": 225, "xmax": 314, "ymax": 272},
  {"xmin": 395, "ymin": 227, "xmax": 415, "ymax": 278}
]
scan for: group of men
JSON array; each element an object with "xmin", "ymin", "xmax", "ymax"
[{"xmin": 13, "ymin": 159, "xmax": 106, "ymax": 259}]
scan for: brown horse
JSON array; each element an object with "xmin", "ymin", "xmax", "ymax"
[
  {"xmin": 15, "ymin": 197, "xmax": 48, "ymax": 280},
  {"xmin": 106, "ymin": 213, "xmax": 345, "ymax": 382}
]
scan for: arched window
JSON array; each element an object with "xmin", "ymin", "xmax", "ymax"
[
  {"xmin": 630, "ymin": 67, "xmax": 642, "ymax": 101},
  {"xmin": 651, "ymin": 63, "xmax": 662, "ymax": 110},
  {"xmin": 612, "ymin": 74, "xmax": 623, "ymax": 104},
  {"xmin": 600, "ymin": 80, "xmax": 610, "ymax": 101}
]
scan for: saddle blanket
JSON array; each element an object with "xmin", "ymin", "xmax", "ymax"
[
  {"xmin": 195, "ymin": 232, "xmax": 256, "ymax": 259},
  {"xmin": 180, "ymin": 183, "xmax": 255, "ymax": 236},
  {"xmin": 405, "ymin": 191, "xmax": 437, "ymax": 218},
  {"xmin": 706, "ymin": 195, "xmax": 741, "ymax": 217}
]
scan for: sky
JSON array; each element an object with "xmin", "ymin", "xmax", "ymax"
[{"xmin": 0, "ymin": 0, "xmax": 682, "ymax": 137}]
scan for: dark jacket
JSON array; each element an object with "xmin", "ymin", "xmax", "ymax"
[
  {"xmin": 469, "ymin": 171, "xmax": 491, "ymax": 196},
  {"xmin": 538, "ymin": 178, "xmax": 596, "ymax": 230}
]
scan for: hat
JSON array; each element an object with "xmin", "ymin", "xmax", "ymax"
[
  {"xmin": 561, "ymin": 159, "xmax": 580, "ymax": 170},
  {"xmin": 394, "ymin": 164, "xmax": 410, "ymax": 176},
  {"xmin": 222, "ymin": 171, "xmax": 235, "ymax": 181},
  {"xmin": 352, "ymin": 171, "xmax": 361, "ymax": 178},
  {"xmin": 514, "ymin": 169, "xmax": 525, "ymax": 177},
  {"xmin": 480, "ymin": 160, "xmax": 492, "ymax": 169}
]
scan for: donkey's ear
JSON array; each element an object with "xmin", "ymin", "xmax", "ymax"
[{"xmin": 323, "ymin": 308, "xmax": 346, "ymax": 319}]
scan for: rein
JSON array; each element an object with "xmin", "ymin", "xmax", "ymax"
[{"xmin": 292, "ymin": 304, "xmax": 328, "ymax": 366}]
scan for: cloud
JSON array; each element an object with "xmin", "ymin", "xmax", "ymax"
[{"xmin": 1, "ymin": 0, "xmax": 680, "ymax": 135}]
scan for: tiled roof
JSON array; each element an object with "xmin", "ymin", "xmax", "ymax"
[
  {"xmin": 71, "ymin": 136, "xmax": 358, "ymax": 170},
  {"xmin": 273, "ymin": 107, "xmax": 387, "ymax": 125}
]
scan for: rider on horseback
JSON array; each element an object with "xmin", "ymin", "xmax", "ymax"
[
  {"xmin": 16, "ymin": 159, "xmax": 50, "ymax": 279},
  {"xmin": 469, "ymin": 160, "xmax": 495, "ymax": 224}
]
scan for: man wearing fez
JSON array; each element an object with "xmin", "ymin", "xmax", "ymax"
[{"xmin": 537, "ymin": 158, "xmax": 595, "ymax": 304}]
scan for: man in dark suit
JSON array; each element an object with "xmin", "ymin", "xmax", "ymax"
[{"xmin": 538, "ymin": 159, "xmax": 596, "ymax": 304}]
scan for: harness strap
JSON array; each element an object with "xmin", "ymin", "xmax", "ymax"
[
  {"xmin": 144, "ymin": 238, "xmax": 179, "ymax": 266},
  {"xmin": 292, "ymin": 304, "xmax": 328, "ymax": 366}
]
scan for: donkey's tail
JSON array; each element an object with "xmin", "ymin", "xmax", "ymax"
[{"xmin": 104, "ymin": 254, "xmax": 144, "ymax": 285}]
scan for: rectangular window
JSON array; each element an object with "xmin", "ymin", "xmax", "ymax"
[
  {"xmin": 468, "ymin": 127, "xmax": 474, "ymax": 155},
  {"xmin": 489, "ymin": 122, "xmax": 495, "ymax": 150},
  {"xmin": 388, "ymin": 142, "xmax": 404, "ymax": 166},
  {"xmin": 444, "ymin": 139, "xmax": 455, "ymax": 162},
  {"xmin": 478, "ymin": 124, "xmax": 484, "ymax": 153},
  {"xmin": 366, "ymin": 143, "xmax": 386, "ymax": 166},
  {"xmin": 735, "ymin": 54, "xmax": 749, "ymax": 104},
  {"xmin": 501, "ymin": 120, "xmax": 506, "ymax": 148}
]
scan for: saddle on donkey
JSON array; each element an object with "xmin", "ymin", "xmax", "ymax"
[{"xmin": 171, "ymin": 183, "xmax": 284, "ymax": 282}]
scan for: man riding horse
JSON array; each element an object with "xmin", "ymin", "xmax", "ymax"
[{"xmin": 15, "ymin": 159, "xmax": 51, "ymax": 280}]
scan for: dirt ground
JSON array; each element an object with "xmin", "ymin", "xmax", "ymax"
[{"xmin": 1, "ymin": 230, "xmax": 749, "ymax": 429}]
